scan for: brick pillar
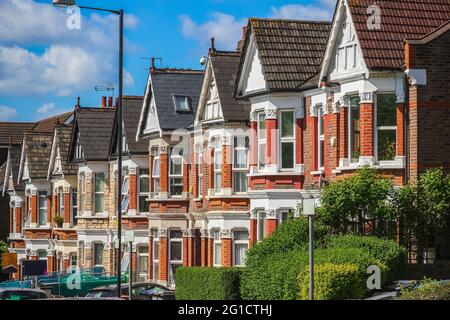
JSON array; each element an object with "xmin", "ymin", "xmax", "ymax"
[
  {"xmin": 63, "ymin": 259, "xmax": 70, "ymax": 271},
  {"xmin": 221, "ymin": 236, "xmax": 232, "ymax": 267},
  {"xmin": 63, "ymin": 193, "xmax": 71, "ymax": 224},
  {"xmin": 207, "ymin": 237, "xmax": 214, "ymax": 267},
  {"xmin": 222, "ymin": 144, "xmax": 232, "ymax": 189},
  {"xmin": 296, "ymin": 118, "xmax": 304, "ymax": 165},
  {"xmin": 129, "ymin": 174, "xmax": 138, "ymax": 210},
  {"xmin": 310, "ymin": 116, "xmax": 318, "ymax": 171},
  {"xmin": 208, "ymin": 148, "xmax": 214, "ymax": 190},
  {"xmin": 182, "ymin": 235, "xmax": 189, "ymax": 267},
  {"xmin": 396, "ymin": 103, "xmax": 405, "ymax": 157},
  {"xmin": 360, "ymin": 100, "xmax": 374, "ymax": 158},
  {"xmin": 158, "ymin": 236, "xmax": 168, "ymax": 282},
  {"xmin": 31, "ymin": 195, "xmax": 37, "ymax": 224},
  {"xmin": 187, "ymin": 232, "xmax": 195, "ymax": 266},
  {"xmin": 183, "ymin": 160, "xmax": 189, "ymax": 193},
  {"xmin": 192, "ymin": 150, "xmax": 198, "ymax": 198},
  {"xmin": 9, "ymin": 207, "xmax": 13, "ymax": 234},
  {"xmin": 200, "ymin": 232, "xmax": 208, "ymax": 266},
  {"xmin": 266, "ymin": 117, "xmax": 277, "ymax": 166},
  {"xmin": 250, "ymin": 120, "xmax": 257, "ymax": 168},
  {"xmin": 266, "ymin": 212, "xmax": 278, "ymax": 237},
  {"xmin": 47, "ymin": 255, "xmax": 54, "ymax": 273},
  {"xmin": 47, "ymin": 195, "xmax": 52, "ymax": 224},
  {"xmin": 330, "ymin": 111, "xmax": 340, "ymax": 170},
  {"xmin": 15, "ymin": 206, "xmax": 22, "ymax": 234},
  {"xmin": 249, "ymin": 217, "xmax": 257, "ymax": 247},
  {"xmin": 340, "ymin": 106, "xmax": 348, "ymax": 159},
  {"xmin": 159, "ymin": 152, "xmax": 168, "ymax": 194}
]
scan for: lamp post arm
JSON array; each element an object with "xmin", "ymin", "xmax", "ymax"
[{"xmin": 77, "ymin": 5, "xmax": 121, "ymax": 15}]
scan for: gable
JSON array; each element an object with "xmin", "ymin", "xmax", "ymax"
[
  {"xmin": 52, "ymin": 146, "xmax": 63, "ymax": 175},
  {"xmin": 144, "ymin": 93, "xmax": 161, "ymax": 135},
  {"xmin": 201, "ymin": 72, "xmax": 223, "ymax": 122},
  {"xmin": 239, "ymin": 34, "xmax": 267, "ymax": 96},
  {"xmin": 326, "ymin": 2, "xmax": 367, "ymax": 81}
]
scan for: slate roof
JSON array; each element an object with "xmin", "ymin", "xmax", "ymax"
[
  {"xmin": 0, "ymin": 122, "xmax": 35, "ymax": 146},
  {"xmin": 210, "ymin": 51, "xmax": 251, "ymax": 122},
  {"xmin": 4, "ymin": 148, "xmax": 25, "ymax": 193},
  {"xmin": 33, "ymin": 111, "xmax": 73, "ymax": 133},
  {"xmin": 71, "ymin": 107, "xmax": 116, "ymax": 161},
  {"xmin": 238, "ymin": 18, "xmax": 331, "ymax": 92},
  {"xmin": 22, "ymin": 133, "xmax": 53, "ymax": 180},
  {"xmin": 50, "ymin": 125, "xmax": 78, "ymax": 176},
  {"xmin": 150, "ymin": 69, "xmax": 204, "ymax": 131},
  {"xmin": 111, "ymin": 96, "xmax": 148, "ymax": 156},
  {"xmin": 347, "ymin": 0, "xmax": 450, "ymax": 69},
  {"xmin": 0, "ymin": 162, "xmax": 5, "ymax": 193}
]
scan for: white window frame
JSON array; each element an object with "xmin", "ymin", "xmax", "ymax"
[
  {"xmin": 137, "ymin": 245, "xmax": 149, "ymax": 282},
  {"xmin": 279, "ymin": 110, "xmax": 296, "ymax": 170},
  {"xmin": 375, "ymin": 92, "xmax": 397, "ymax": 163},
  {"xmin": 256, "ymin": 211, "xmax": 266, "ymax": 242},
  {"xmin": 169, "ymin": 147, "xmax": 184, "ymax": 197},
  {"xmin": 37, "ymin": 250, "xmax": 47, "ymax": 261},
  {"xmin": 93, "ymin": 242, "xmax": 104, "ymax": 266},
  {"xmin": 278, "ymin": 210, "xmax": 290, "ymax": 225},
  {"xmin": 197, "ymin": 148, "xmax": 203, "ymax": 198},
  {"xmin": 71, "ymin": 188, "xmax": 77, "ymax": 226},
  {"xmin": 212, "ymin": 230, "xmax": 222, "ymax": 267},
  {"xmin": 173, "ymin": 95, "xmax": 191, "ymax": 112},
  {"xmin": 26, "ymin": 192, "xmax": 32, "ymax": 227},
  {"xmin": 138, "ymin": 169, "xmax": 150, "ymax": 213},
  {"xmin": 233, "ymin": 231, "xmax": 249, "ymax": 267},
  {"xmin": 232, "ymin": 136, "xmax": 249, "ymax": 194},
  {"xmin": 152, "ymin": 236, "xmax": 159, "ymax": 281},
  {"xmin": 168, "ymin": 230, "xmax": 183, "ymax": 285},
  {"xmin": 58, "ymin": 188, "xmax": 64, "ymax": 217},
  {"xmin": 317, "ymin": 106, "xmax": 325, "ymax": 170},
  {"xmin": 348, "ymin": 95, "xmax": 361, "ymax": 163},
  {"xmin": 121, "ymin": 175, "xmax": 130, "ymax": 213},
  {"xmin": 70, "ymin": 253, "xmax": 77, "ymax": 268},
  {"xmin": 257, "ymin": 111, "xmax": 266, "ymax": 171},
  {"xmin": 152, "ymin": 153, "xmax": 160, "ymax": 196},
  {"xmin": 38, "ymin": 191, "xmax": 48, "ymax": 227},
  {"xmin": 80, "ymin": 173, "xmax": 86, "ymax": 213},
  {"xmin": 94, "ymin": 173, "xmax": 105, "ymax": 213},
  {"xmin": 213, "ymin": 147, "xmax": 222, "ymax": 194}
]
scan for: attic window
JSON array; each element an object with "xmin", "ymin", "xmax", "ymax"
[{"xmin": 173, "ymin": 95, "xmax": 191, "ymax": 112}]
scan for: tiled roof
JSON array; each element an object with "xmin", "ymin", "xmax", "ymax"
[
  {"xmin": 6, "ymin": 148, "xmax": 24, "ymax": 192},
  {"xmin": 0, "ymin": 162, "xmax": 6, "ymax": 192},
  {"xmin": 210, "ymin": 51, "xmax": 251, "ymax": 122},
  {"xmin": 150, "ymin": 69, "xmax": 204, "ymax": 131},
  {"xmin": 123, "ymin": 96, "xmax": 148, "ymax": 154},
  {"xmin": 0, "ymin": 122, "xmax": 35, "ymax": 146},
  {"xmin": 73, "ymin": 107, "xmax": 116, "ymax": 161},
  {"xmin": 242, "ymin": 18, "xmax": 331, "ymax": 91},
  {"xmin": 23, "ymin": 133, "xmax": 53, "ymax": 180},
  {"xmin": 53, "ymin": 125, "xmax": 78, "ymax": 176},
  {"xmin": 33, "ymin": 111, "xmax": 74, "ymax": 133},
  {"xmin": 348, "ymin": 0, "xmax": 450, "ymax": 69}
]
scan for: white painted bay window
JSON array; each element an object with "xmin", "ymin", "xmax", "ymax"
[
  {"xmin": 212, "ymin": 230, "xmax": 221, "ymax": 267},
  {"xmin": 214, "ymin": 147, "xmax": 222, "ymax": 193},
  {"xmin": 257, "ymin": 112, "xmax": 266, "ymax": 170},
  {"xmin": 94, "ymin": 173, "xmax": 105, "ymax": 213},
  {"xmin": 152, "ymin": 152, "xmax": 160, "ymax": 195},
  {"xmin": 233, "ymin": 136, "xmax": 249, "ymax": 193},
  {"xmin": 233, "ymin": 231, "xmax": 249, "ymax": 267},
  {"xmin": 349, "ymin": 96, "xmax": 361, "ymax": 163},
  {"xmin": 256, "ymin": 212, "xmax": 266, "ymax": 242},
  {"xmin": 169, "ymin": 148, "xmax": 183, "ymax": 196},
  {"xmin": 376, "ymin": 93, "xmax": 397, "ymax": 161},
  {"xmin": 280, "ymin": 110, "xmax": 295, "ymax": 170},
  {"xmin": 169, "ymin": 230, "xmax": 183, "ymax": 284},
  {"xmin": 38, "ymin": 191, "xmax": 47, "ymax": 226},
  {"xmin": 318, "ymin": 107, "xmax": 325, "ymax": 169},
  {"xmin": 93, "ymin": 242, "xmax": 104, "ymax": 266}
]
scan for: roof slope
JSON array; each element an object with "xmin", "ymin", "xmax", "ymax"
[
  {"xmin": 348, "ymin": 0, "xmax": 450, "ymax": 69},
  {"xmin": 210, "ymin": 51, "xmax": 251, "ymax": 121},
  {"xmin": 151, "ymin": 69, "xmax": 204, "ymax": 130},
  {"xmin": 5, "ymin": 148, "xmax": 25, "ymax": 192},
  {"xmin": 23, "ymin": 133, "xmax": 53, "ymax": 179},
  {"xmin": 73, "ymin": 107, "xmax": 116, "ymax": 161},
  {"xmin": 52, "ymin": 125, "xmax": 78, "ymax": 176},
  {"xmin": 0, "ymin": 122, "xmax": 36, "ymax": 146},
  {"xmin": 122, "ymin": 96, "xmax": 147, "ymax": 154},
  {"xmin": 243, "ymin": 18, "xmax": 331, "ymax": 91},
  {"xmin": 33, "ymin": 111, "xmax": 73, "ymax": 133}
]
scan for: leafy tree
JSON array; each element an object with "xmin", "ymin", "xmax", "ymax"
[
  {"xmin": 317, "ymin": 166, "xmax": 395, "ymax": 236},
  {"xmin": 0, "ymin": 241, "xmax": 7, "ymax": 255}
]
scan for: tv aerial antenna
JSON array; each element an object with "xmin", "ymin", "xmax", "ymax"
[{"xmin": 95, "ymin": 81, "xmax": 115, "ymax": 97}]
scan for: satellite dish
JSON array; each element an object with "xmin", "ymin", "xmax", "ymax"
[{"xmin": 200, "ymin": 56, "xmax": 208, "ymax": 66}]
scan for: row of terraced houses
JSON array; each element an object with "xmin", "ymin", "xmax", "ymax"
[{"xmin": 1, "ymin": 0, "xmax": 450, "ymax": 287}]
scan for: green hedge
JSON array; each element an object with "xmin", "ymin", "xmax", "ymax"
[
  {"xmin": 175, "ymin": 267, "xmax": 241, "ymax": 300},
  {"xmin": 325, "ymin": 235, "xmax": 406, "ymax": 279},
  {"xmin": 398, "ymin": 279, "xmax": 450, "ymax": 300},
  {"xmin": 298, "ymin": 263, "xmax": 365, "ymax": 300}
]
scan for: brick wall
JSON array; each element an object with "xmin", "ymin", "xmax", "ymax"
[{"xmin": 221, "ymin": 238, "xmax": 232, "ymax": 267}]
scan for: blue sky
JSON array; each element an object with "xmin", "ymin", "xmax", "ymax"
[{"xmin": 0, "ymin": 0, "xmax": 335, "ymax": 122}]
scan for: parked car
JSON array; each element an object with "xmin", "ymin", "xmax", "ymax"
[
  {"xmin": 85, "ymin": 282, "xmax": 175, "ymax": 300},
  {"xmin": 0, "ymin": 288, "xmax": 48, "ymax": 300}
]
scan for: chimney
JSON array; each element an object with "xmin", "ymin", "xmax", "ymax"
[
  {"xmin": 209, "ymin": 37, "xmax": 216, "ymax": 53},
  {"xmin": 101, "ymin": 96, "xmax": 107, "ymax": 108},
  {"xmin": 76, "ymin": 97, "xmax": 81, "ymax": 110},
  {"xmin": 108, "ymin": 96, "xmax": 113, "ymax": 107},
  {"xmin": 151, "ymin": 57, "xmax": 156, "ymax": 73}
]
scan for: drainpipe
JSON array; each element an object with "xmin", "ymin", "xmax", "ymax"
[{"xmin": 404, "ymin": 74, "xmax": 410, "ymax": 184}]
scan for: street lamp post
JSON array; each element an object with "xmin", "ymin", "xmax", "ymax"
[
  {"xmin": 303, "ymin": 197, "xmax": 316, "ymax": 301},
  {"xmin": 52, "ymin": 0, "xmax": 124, "ymax": 298}
]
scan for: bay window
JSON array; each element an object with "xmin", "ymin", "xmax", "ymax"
[
  {"xmin": 169, "ymin": 230, "xmax": 183, "ymax": 284},
  {"xmin": 349, "ymin": 96, "xmax": 361, "ymax": 163},
  {"xmin": 214, "ymin": 147, "xmax": 222, "ymax": 193},
  {"xmin": 233, "ymin": 136, "xmax": 249, "ymax": 193},
  {"xmin": 233, "ymin": 231, "xmax": 249, "ymax": 267},
  {"xmin": 152, "ymin": 153, "xmax": 160, "ymax": 195},
  {"xmin": 121, "ymin": 175, "xmax": 129, "ymax": 213},
  {"xmin": 93, "ymin": 242, "xmax": 104, "ymax": 266},
  {"xmin": 169, "ymin": 148, "xmax": 183, "ymax": 196},
  {"xmin": 197, "ymin": 146, "xmax": 203, "ymax": 197},
  {"xmin": 71, "ymin": 188, "xmax": 77, "ymax": 226},
  {"xmin": 212, "ymin": 230, "xmax": 221, "ymax": 267},
  {"xmin": 256, "ymin": 212, "xmax": 266, "ymax": 242},
  {"xmin": 257, "ymin": 112, "xmax": 266, "ymax": 170},
  {"xmin": 376, "ymin": 93, "xmax": 397, "ymax": 161},
  {"xmin": 139, "ymin": 169, "xmax": 149, "ymax": 212},
  {"xmin": 80, "ymin": 173, "xmax": 86, "ymax": 213},
  {"xmin": 280, "ymin": 110, "xmax": 295, "ymax": 170},
  {"xmin": 94, "ymin": 173, "xmax": 105, "ymax": 213},
  {"xmin": 152, "ymin": 236, "xmax": 159, "ymax": 281},
  {"xmin": 137, "ymin": 246, "xmax": 149, "ymax": 282},
  {"xmin": 318, "ymin": 106, "xmax": 325, "ymax": 169},
  {"xmin": 57, "ymin": 188, "xmax": 64, "ymax": 217},
  {"xmin": 38, "ymin": 191, "xmax": 47, "ymax": 226}
]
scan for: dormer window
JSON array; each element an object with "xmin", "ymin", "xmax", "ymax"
[
  {"xmin": 75, "ymin": 132, "xmax": 84, "ymax": 159},
  {"xmin": 173, "ymin": 95, "xmax": 191, "ymax": 112}
]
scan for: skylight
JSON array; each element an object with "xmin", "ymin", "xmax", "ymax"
[{"xmin": 173, "ymin": 95, "xmax": 191, "ymax": 112}]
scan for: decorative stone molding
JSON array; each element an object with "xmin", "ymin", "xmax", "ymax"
[
  {"xmin": 200, "ymin": 229, "xmax": 208, "ymax": 238},
  {"xmin": 250, "ymin": 209, "xmax": 258, "ymax": 219},
  {"xmin": 159, "ymin": 145, "xmax": 168, "ymax": 154},
  {"xmin": 266, "ymin": 210, "xmax": 278, "ymax": 220},
  {"xmin": 264, "ymin": 106, "xmax": 277, "ymax": 119},
  {"xmin": 220, "ymin": 229, "xmax": 232, "ymax": 239},
  {"xmin": 182, "ymin": 229, "xmax": 194, "ymax": 237},
  {"xmin": 396, "ymin": 91, "xmax": 406, "ymax": 104},
  {"xmin": 295, "ymin": 108, "xmax": 304, "ymax": 119},
  {"xmin": 359, "ymin": 91, "xmax": 374, "ymax": 104},
  {"xmin": 249, "ymin": 111, "xmax": 257, "ymax": 122},
  {"xmin": 158, "ymin": 229, "xmax": 168, "ymax": 238},
  {"xmin": 128, "ymin": 166, "xmax": 137, "ymax": 175},
  {"xmin": 333, "ymin": 101, "xmax": 341, "ymax": 114}
]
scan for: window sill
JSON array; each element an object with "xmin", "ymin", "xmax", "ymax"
[
  {"xmin": 310, "ymin": 169, "xmax": 325, "ymax": 176},
  {"xmin": 206, "ymin": 194, "xmax": 250, "ymax": 200},
  {"xmin": 334, "ymin": 157, "xmax": 405, "ymax": 173}
]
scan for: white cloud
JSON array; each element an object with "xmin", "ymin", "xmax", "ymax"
[
  {"xmin": 0, "ymin": 105, "xmax": 17, "ymax": 121},
  {"xmin": 269, "ymin": 0, "xmax": 335, "ymax": 21},
  {"xmin": 0, "ymin": 0, "xmax": 136, "ymax": 97},
  {"xmin": 180, "ymin": 13, "xmax": 247, "ymax": 51},
  {"xmin": 36, "ymin": 102, "xmax": 71, "ymax": 119}
]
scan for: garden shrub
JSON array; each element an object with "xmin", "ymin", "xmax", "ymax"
[
  {"xmin": 398, "ymin": 278, "xmax": 450, "ymax": 300},
  {"xmin": 325, "ymin": 235, "xmax": 406, "ymax": 278},
  {"xmin": 175, "ymin": 267, "xmax": 241, "ymax": 300},
  {"xmin": 298, "ymin": 263, "xmax": 366, "ymax": 300}
]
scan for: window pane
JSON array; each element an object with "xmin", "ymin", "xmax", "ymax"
[
  {"xmin": 258, "ymin": 144, "xmax": 266, "ymax": 169},
  {"xmin": 122, "ymin": 178, "xmax": 129, "ymax": 194},
  {"xmin": 214, "ymin": 150, "xmax": 222, "ymax": 170},
  {"xmin": 378, "ymin": 130, "xmax": 397, "ymax": 161},
  {"xmin": 139, "ymin": 196, "xmax": 148, "ymax": 212},
  {"xmin": 94, "ymin": 243, "xmax": 104, "ymax": 266},
  {"xmin": 258, "ymin": 212, "xmax": 266, "ymax": 241},
  {"xmin": 95, "ymin": 194, "xmax": 104, "ymax": 213},
  {"xmin": 140, "ymin": 177, "xmax": 149, "ymax": 193},
  {"xmin": 214, "ymin": 243, "xmax": 222, "ymax": 265},
  {"xmin": 234, "ymin": 243, "xmax": 248, "ymax": 266},
  {"xmin": 350, "ymin": 97, "xmax": 361, "ymax": 162},
  {"xmin": 139, "ymin": 256, "xmax": 148, "ymax": 272},
  {"xmin": 174, "ymin": 96, "xmax": 189, "ymax": 111},
  {"xmin": 234, "ymin": 231, "xmax": 249, "ymax": 240},
  {"xmin": 234, "ymin": 149, "xmax": 248, "ymax": 169},
  {"xmin": 233, "ymin": 172, "xmax": 248, "ymax": 193},
  {"xmin": 319, "ymin": 140, "xmax": 325, "ymax": 168},
  {"xmin": 121, "ymin": 196, "xmax": 129, "ymax": 212},
  {"xmin": 258, "ymin": 112, "xmax": 266, "ymax": 140},
  {"xmin": 377, "ymin": 94, "xmax": 396, "ymax": 127},
  {"xmin": 318, "ymin": 108, "xmax": 324, "ymax": 136},
  {"xmin": 153, "ymin": 179, "xmax": 160, "ymax": 194},
  {"xmin": 281, "ymin": 111, "xmax": 294, "ymax": 138},
  {"xmin": 214, "ymin": 173, "xmax": 222, "ymax": 192},
  {"xmin": 170, "ymin": 242, "xmax": 182, "ymax": 261},
  {"xmin": 153, "ymin": 159, "xmax": 160, "ymax": 177},
  {"xmin": 95, "ymin": 174, "xmax": 105, "ymax": 192},
  {"xmin": 39, "ymin": 209, "xmax": 47, "ymax": 226},
  {"xmin": 170, "ymin": 178, "xmax": 183, "ymax": 196},
  {"xmin": 281, "ymin": 142, "xmax": 294, "ymax": 169},
  {"xmin": 153, "ymin": 241, "xmax": 159, "ymax": 260}
]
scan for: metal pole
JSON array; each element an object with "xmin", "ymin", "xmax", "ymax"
[
  {"xmin": 117, "ymin": 9, "xmax": 124, "ymax": 298},
  {"xmin": 129, "ymin": 242, "xmax": 133, "ymax": 300},
  {"xmin": 309, "ymin": 215, "xmax": 314, "ymax": 301}
]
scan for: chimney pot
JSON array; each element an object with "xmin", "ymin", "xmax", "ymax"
[
  {"xmin": 151, "ymin": 57, "xmax": 156, "ymax": 73},
  {"xmin": 210, "ymin": 37, "xmax": 215, "ymax": 53},
  {"xmin": 101, "ymin": 96, "xmax": 107, "ymax": 108},
  {"xmin": 108, "ymin": 96, "xmax": 113, "ymax": 107}
]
